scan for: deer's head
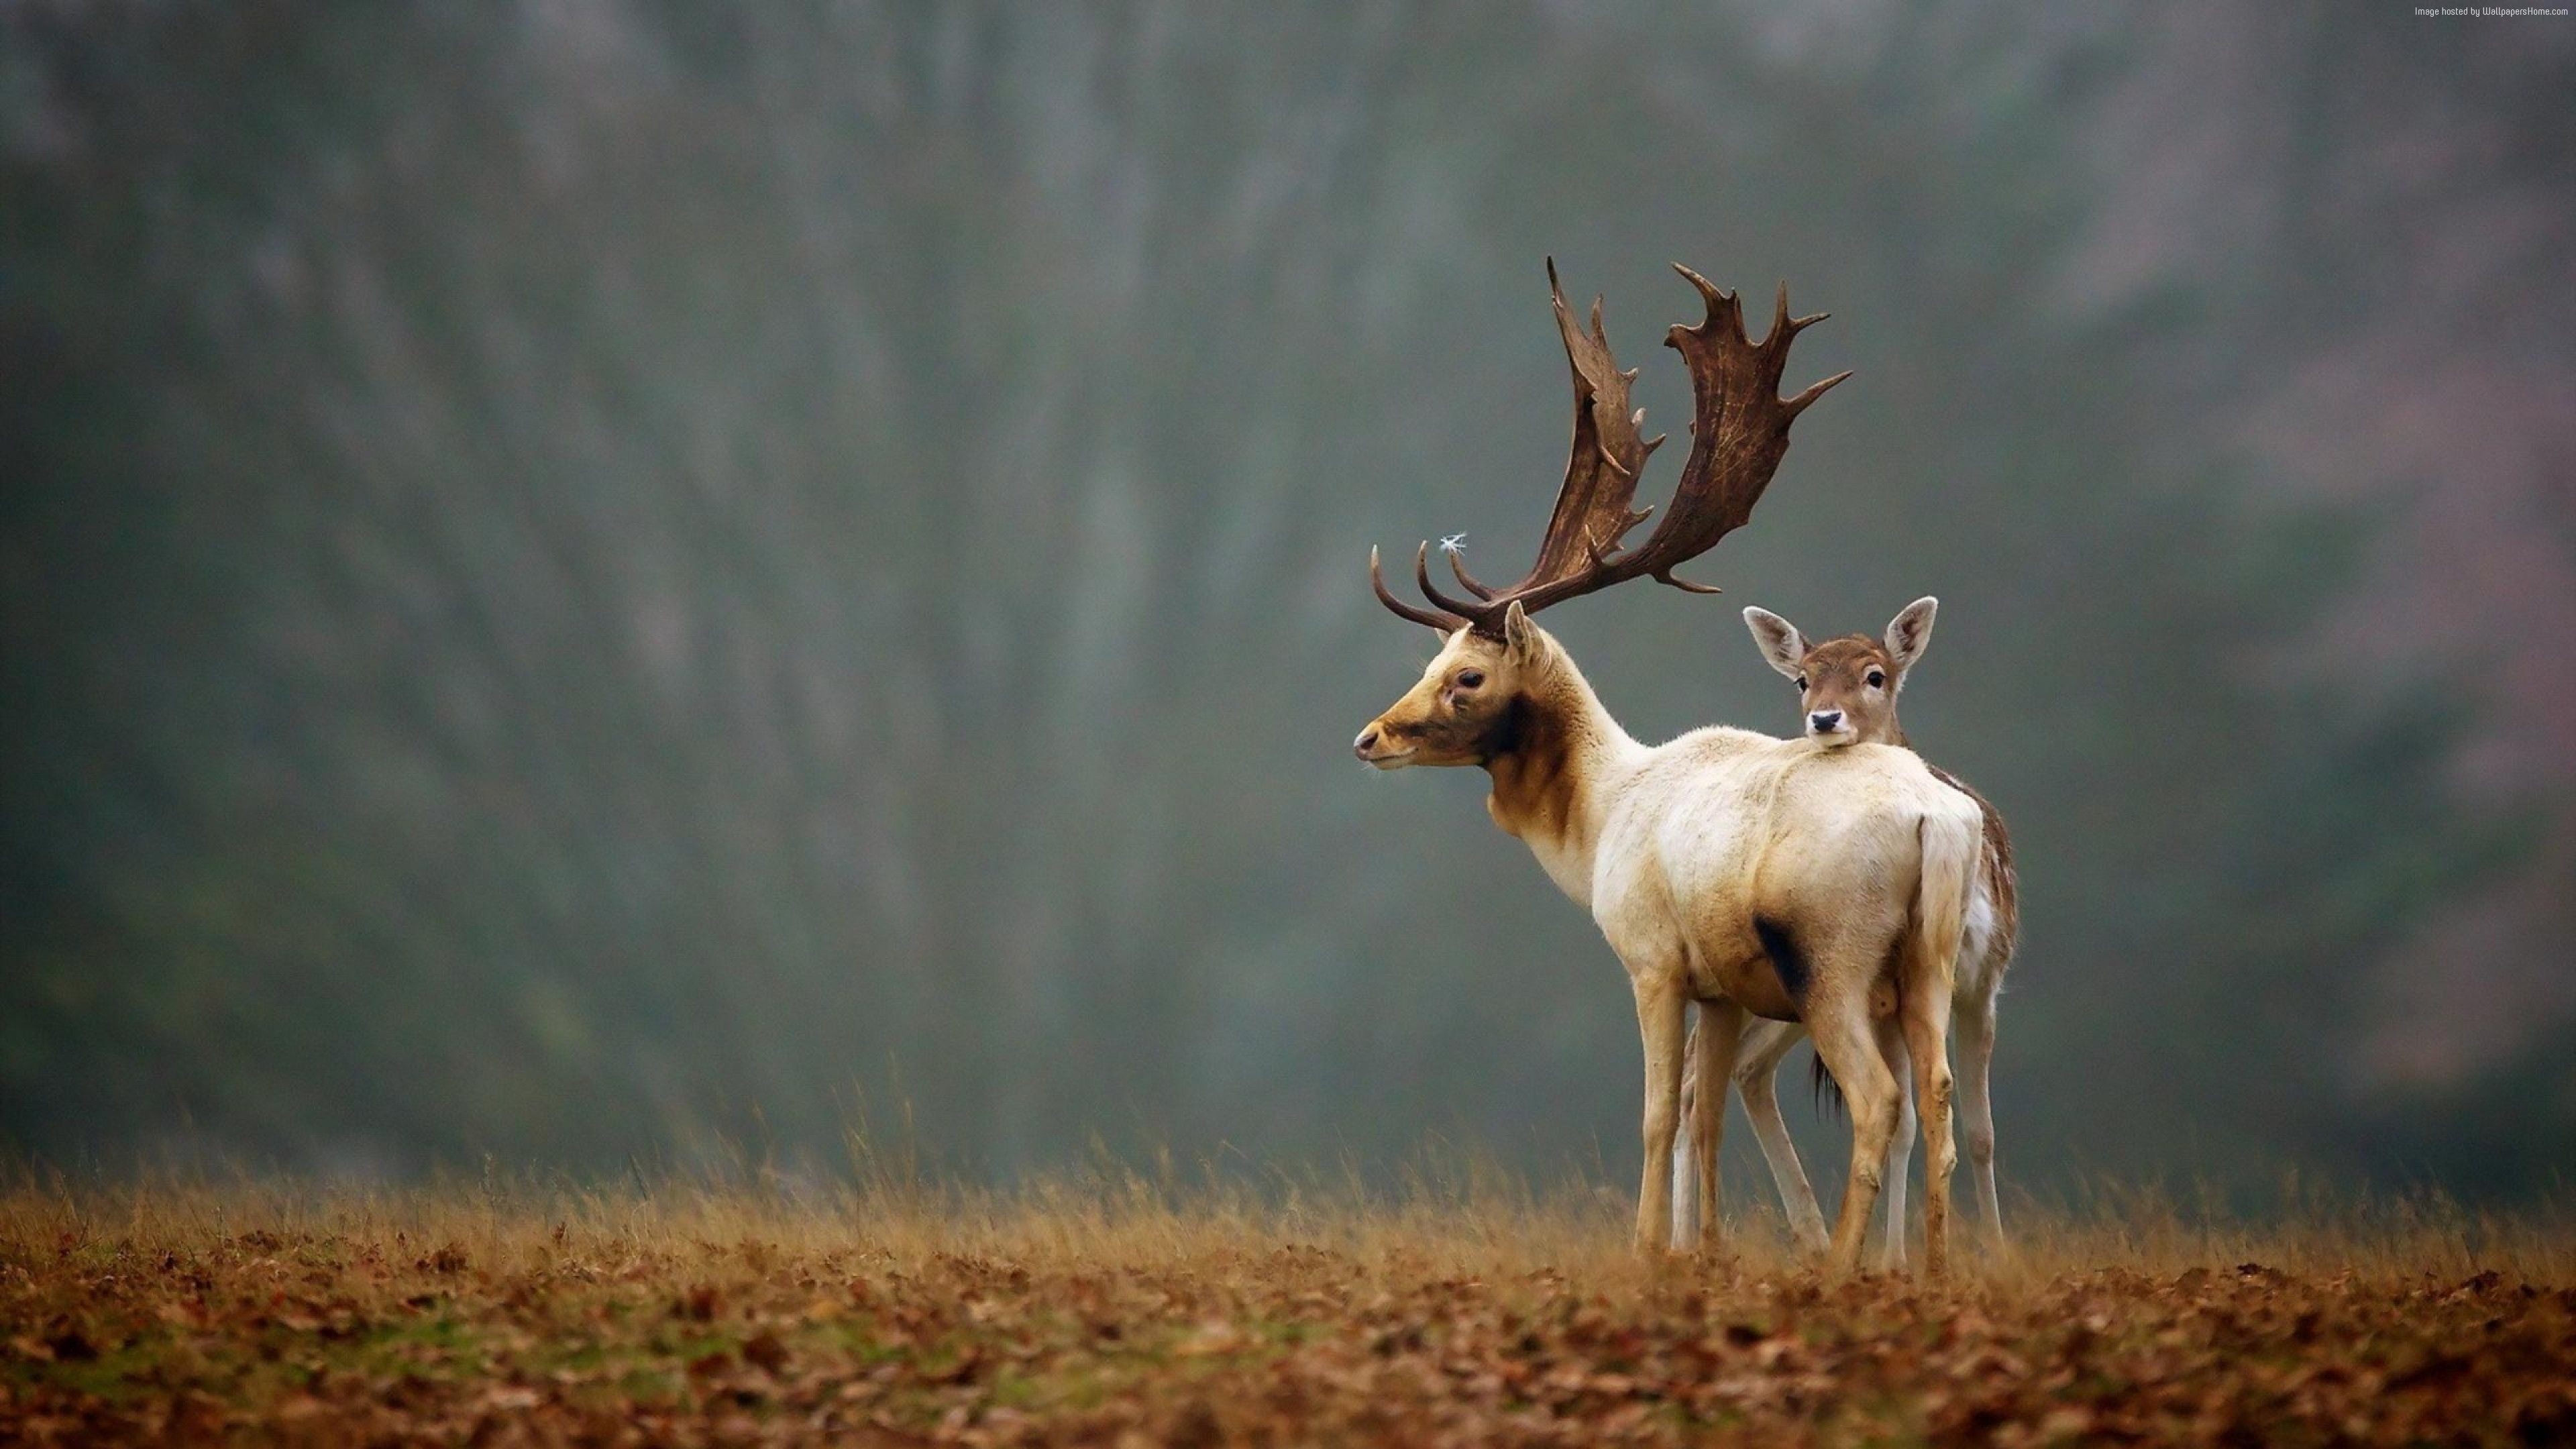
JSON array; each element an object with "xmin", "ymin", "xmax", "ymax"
[
  {"xmin": 1742, "ymin": 597, "xmax": 1937, "ymax": 747},
  {"xmin": 1358, "ymin": 260, "xmax": 1849, "ymax": 767},
  {"xmin": 1353, "ymin": 605, "xmax": 1552, "ymax": 769}
]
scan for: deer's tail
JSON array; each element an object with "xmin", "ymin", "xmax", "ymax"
[
  {"xmin": 1914, "ymin": 808, "xmax": 1978, "ymax": 1002},
  {"xmin": 1808, "ymin": 809, "xmax": 1976, "ymax": 1114}
]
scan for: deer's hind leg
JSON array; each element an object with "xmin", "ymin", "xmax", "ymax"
[
  {"xmin": 1955, "ymin": 974, "xmax": 2003, "ymax": 1245},
  {"xmin": 1803, "ymin": 975, "xmax": 1902, "ymax": 1279},
  {"xmin": 1731, "ymin": 1018, "xmax": 1830, "ymax": 1252},
  {"xmin": 1900, "ymin": 971, "xmax": 1960, "ymax": 1281}
]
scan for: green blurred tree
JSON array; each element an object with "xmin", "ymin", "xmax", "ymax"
[{"xmin": 1, "ymin": 3, "xmax": 2561, "ymax": 1197}]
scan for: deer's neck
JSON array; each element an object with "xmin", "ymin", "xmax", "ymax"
[{"xmin": 1480, "ymin": 647, "xmax": 1632, "ymax": 902}]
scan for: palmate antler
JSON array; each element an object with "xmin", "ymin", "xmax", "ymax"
[{"xmin": 1371, "ymin": 260, "xmax": 1851, "ymax": 636}]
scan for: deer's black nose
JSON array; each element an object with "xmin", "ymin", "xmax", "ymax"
[
  {"xmin": 1808, "ymin": 710, "xmax": 1843, "ymax": 734},
  {"xmin": 1353, "ymin": 727, "xmax": 1380, "ymax": 758}
]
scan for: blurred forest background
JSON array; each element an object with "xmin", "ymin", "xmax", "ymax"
[{"xmin": 5, "ymin": 3, "xmax": 2571, "ymax": 1203}]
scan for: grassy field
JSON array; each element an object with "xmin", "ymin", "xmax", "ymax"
[{"xmin": 3, "ymin": 1164, "xmax": 2573, "ymax": 1446}]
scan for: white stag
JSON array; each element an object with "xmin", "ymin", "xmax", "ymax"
[{"xmin": 1353, "ymin": 262, "xmax": 1982, "ymax": 1277}]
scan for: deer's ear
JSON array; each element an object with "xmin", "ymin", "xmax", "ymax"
[
  {"xmin": 1884, "ymin": 596, "xmax": 1937, "ymax": 679},
  {"xmin": 1501, "ymin": 600, "xmax": 1541, "ymax": 661},
  {"xmin": 1742, "ymin": 606, "xmax": 1808, "ymax": 680}
]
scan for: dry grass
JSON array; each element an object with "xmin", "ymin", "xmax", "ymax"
[{"xmin": 3, "ymin": 1157, "xmax": 2573, "ymax": 1444}]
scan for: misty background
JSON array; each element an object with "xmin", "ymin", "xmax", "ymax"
[{"xmin": 5, "ymin": 3, "xmax": 2571, "ymax": 1203}]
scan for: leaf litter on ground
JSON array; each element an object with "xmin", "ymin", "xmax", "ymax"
[{"xmin": 1, "ymin": 1167, "xmax": 2570, "ymax": 1445}]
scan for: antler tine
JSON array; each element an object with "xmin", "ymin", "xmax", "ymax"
[
  {"xmin": 1759, "ymin": 282, "xmax": 1842, "ymax": 407},
  {"xmin": 1447, "ymin": 549, "xmax": 1498, "ymax": 600},
  {"xmin": 1784, "ymin": 368, "xmax": 1853, "ymax": 419},
  {"xmin": 1651, "ymin": 568, "xmax": 1726, "ymax": 596},
  {"xmin": 1412, "ymin": 541, "xmax": 1486, "ymax": 619},
  {"xmin": 1757, "ymin": 280, "xmax": 1847, "ymax": 415},
  {"xmin": 1672, "ymin": 263, "xmax": 1748, "ymax": 344},
  {"xmin": 1370, "ymin": 545, "xmax": 1465, "ymax": 632}
]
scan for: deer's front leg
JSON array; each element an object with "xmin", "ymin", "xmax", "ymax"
[
  {"xmin": 1689, "ymin": 998, "xmax": 1747, "ymax": 1256},
  {"xmin": 1875, "ymin": 1014, "xmax": 1915, "ymax": 1271},
  {"xmin": 1670, "ymin": 1012, "xmax": 1701, "ymax": 1251},
  {"xmin": 1631, "ymin": 973, "xmax": 1689, "ymax": 1254}
]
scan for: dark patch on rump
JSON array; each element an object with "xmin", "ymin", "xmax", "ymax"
[
  {"xmin": 1754, "ymin": 916, "xmax": 1809, "ymax": 1004},
  {"xmin": 1755, "ymin": 914, "xmax": 1838, "ymax": 1113}
]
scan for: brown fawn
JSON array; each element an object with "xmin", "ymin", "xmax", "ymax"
[{"xmin": 1672, "ymin": 598, "xmax": 2020, "ymax": 1264}]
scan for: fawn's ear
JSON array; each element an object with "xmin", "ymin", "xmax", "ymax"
[
  {"xmin": 1883, "ymin": 596, "xmax": 1938, "ymax": 682},
  {"xmin": 1742, "ymin": 606, "xmax": 1809, "ymax": 680}
]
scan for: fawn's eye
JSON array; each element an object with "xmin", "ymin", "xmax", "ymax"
[
  {"xmin": 1455, "ymin": 669, "xmax": 1485, "ymax": 690},
  {"xmin": 1866, "ymin": 669, "xmax": 1886, "ymax": 688},
  {"xmin": 1795, "ymin": 677, "xmax": 1809, "ymax": 692}
]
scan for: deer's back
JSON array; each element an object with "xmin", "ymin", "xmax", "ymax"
[{"xmin": 1596, "ymin": 737, "xmax": 1977, "ymax": 1004}]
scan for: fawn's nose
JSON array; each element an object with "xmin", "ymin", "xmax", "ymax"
[
  {"xmin": 1353, "ymin": 727, "xmax": 1381, "ymax": 758},
  {"xmin": 1808, "ymin": 710, "xmax": 1844, "ymax": 735}
]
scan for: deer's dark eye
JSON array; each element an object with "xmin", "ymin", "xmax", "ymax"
[
  {"xmin": 1795, "ymin": 677, "xmax": 1809, "ymax": 692},
  {"xmin": 1866, "ymin": 669, "xmax": 1886, "ymax": 688},
  {"xmin": 1456, "ymin": 669, "xmax": 1485, "ymax": 690}
]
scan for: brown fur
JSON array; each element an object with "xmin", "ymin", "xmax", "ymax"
[
  {"xmin": 1751, "ymin": 604, "xmax": 2017, "ymax": 951},
  {"xmin": 1798, "ymin": 634, "xmax": 1904, "ymax": 736},
  {"xmin": 1926, "ymin": 763, "xmax": 2019, "ymax": 963}
]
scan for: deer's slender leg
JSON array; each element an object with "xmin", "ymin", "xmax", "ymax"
[
  {"xmin": 1955, "ymin": 980, "xmax": 2004, "ymax": 1244},
  {"xmin": 1876, "ymin": 1015, "xmax": 1915, "ymax": 1271},
  {"xmin": 1900, "ymin": 975, "xmax": 1960, "ymax": 1281},
  {"xmin": 1670, "ymin": 1011, "xmax": 1700, "ymax": 1250},
  {"xmin": 1805, "ymin": 983, "xmax": 1900, "ymax": 1278},
  {"xmin": 1688, "ymin": 999, "xmax": 1748, "ymax": 1255},
  {"xmin": 1631, "ymin": 973, "xmax": 1690, "ymax": 1254},
  {"xmin": 1731, "ymin": 1020, "xmax": 1830, "ymax": 1252}
]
